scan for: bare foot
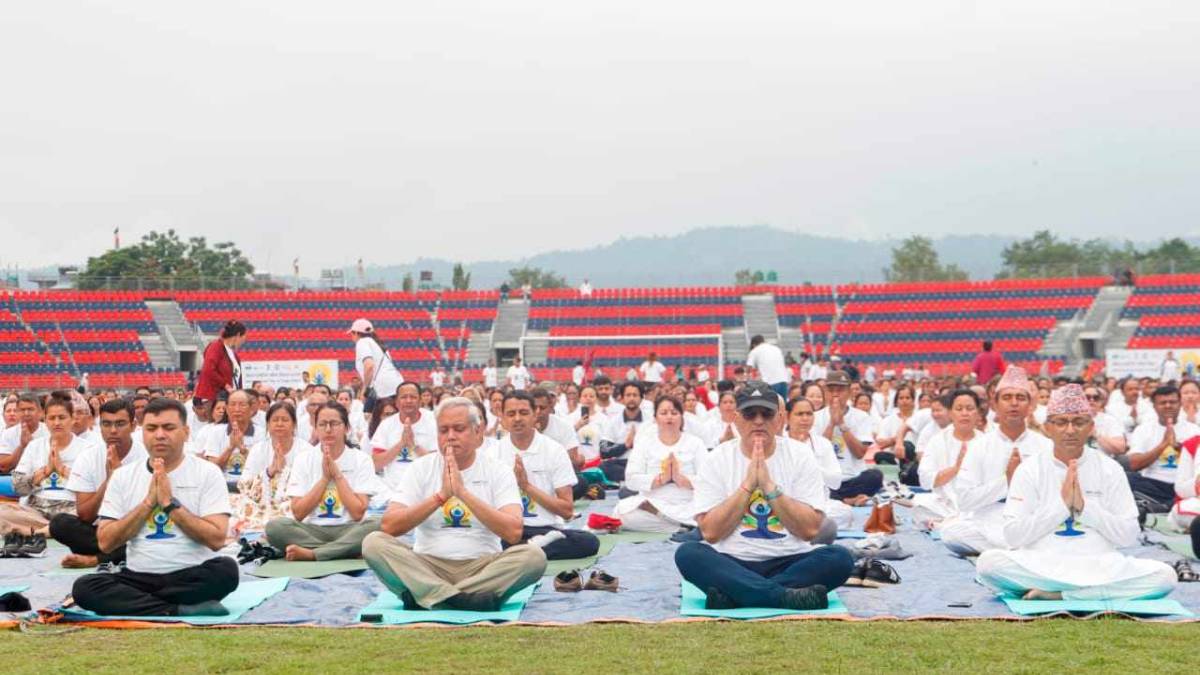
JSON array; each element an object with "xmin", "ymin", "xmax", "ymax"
[
  {"xmin": 285, "ymin": 544, "xmax": 317, "ymax": 561},
  {"xmin": 1022, "ymin": 588, "xmax": 1062, "ymax": 601},
  {"xmin": 843, "ymin": 495, "xmax": 870, "ymax": 507},
  {"xmin": 61, "ymin": 553, "xmax": 99, "ymax": 568}
]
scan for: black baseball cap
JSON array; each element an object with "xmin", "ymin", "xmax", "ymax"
[{"xmin": 735, "ymin": 380, "xmax": 780, "ymax": 412}]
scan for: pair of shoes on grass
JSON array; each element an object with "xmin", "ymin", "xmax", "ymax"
[{"xmin": 554, "ymin": 569, "xmax": 618, "ymax": 593}]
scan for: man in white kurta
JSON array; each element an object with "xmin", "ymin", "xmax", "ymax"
[
  {"xmin": 943, "ymin": 367, "xmax": 1052, "ymax": 556},
  {"xmin": 977, "ymin": 385, "xmax": 1177, "ymax": 602}
]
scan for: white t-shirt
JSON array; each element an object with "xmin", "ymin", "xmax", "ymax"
[
  {"xmin": 356, "ymin": 338, "xmax": 404, "ymax": 399},
  {"xmin": 639, "ymin": 361, "xmax": 667, "ymax": 383},
  {"xmin": 67, "ymin": 437, "xmax": 149, "ymax": 515},
  {"xmin": 392, "ymin": 450, "xmax": 521, "ymax": 560},
  {"xmin": 370, "ymin": 409, "xmax": 440, "ymax": 492},
  {"xmin": 542, "ymin": 414, "xmax": 580, "ymax": 453},
  {"xmin": 572, "ymin": 365, "xmax": 585, "ymax": 386},
  {"xmin": 243, "ymin": 436, "xmax": 315, "ymax": 482},
  {"xmin": 0, "ymin": 423, "xmax": 48, "ymax": 455},
  {"xmin": 746, "ymin": 343, "xmax": 790, "ymax": 386},
  {"xmin": 1129, "ymin": 419, "xmax": 1200, "ymax": 484},
  {"xmin": 99, "ymin": 454, "xmax": 232, "ymax": 574},
  {"xmin": 488, "ymin": 432, "xmax": 577, "ymax": 527},
  {"xmin": 507, "ymin": 365, "xmax": 531, "ymax": 390},
  {"xmin": 15, "ymin": 434, "xmax": 94, "ymax": 503},
  {"xmin": 482, "ymin": 366, "xmax": 498, "ymax": 389},
  {"xmin": 692, "ymin": 439, "xmax": 827, "ymax": 561},
  {"xmin": 201, "ymin": 422, "xmax": 262, "ymax": 481},
  {"xmin": 285, "ymin": 447, "xmax": 382, "ymax": 526},
  {"xmin": 814, "ymin": 406, "xmax": 875, "ymax": 476},
  {"xmin": 430, "ymin": 370, "xmax": 445, "ymax": 387},
  {"xmin": 1162, "ymin": 359, "xmax": 1182, "ymax": 383},
  {"xmin": 619, "ymin": 432, "xmax": 706, "ymax": 523}
]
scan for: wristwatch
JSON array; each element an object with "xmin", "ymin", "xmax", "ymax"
[
  {"xmin": 764, "ymin": 488, "xmax": 784, "ymax": 501},
  {"xmin": 162, "ymin": 498, "xmax": 182, "ymax": 515}
]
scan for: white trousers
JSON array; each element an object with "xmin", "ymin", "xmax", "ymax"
[{"xmin": 976, "ymin": 549, "xmax": 1177, "ymax": 601}]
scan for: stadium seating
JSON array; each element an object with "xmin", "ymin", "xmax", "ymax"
[
  {"xmin": 1123, "ymin": 274, "xmax": 1200, "ymax": 348},
  {"xmin": 175, "ymin": 289, "xmax": 498, "ymax": 384},
  {"xmin": 826, "ymin": 278, "xmax": 1107, "ymax": 376}
]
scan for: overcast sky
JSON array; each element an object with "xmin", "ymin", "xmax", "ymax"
[{"xmin": 2, "ymin": 2, "xmax": 1198, "ymax": 275}]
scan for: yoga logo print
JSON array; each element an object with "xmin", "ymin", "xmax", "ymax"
[
  {"xmin": 442, "ymin": 497, "xmax": 473, "ymax": 528},
  {"xmin": 1161, "ymin": 445, "xmax": 1178, "ymax": 469},
  {"xmin": 520, "ymin": 491, "xmax": 537, "ymax": 518},
  {"xmin": 740, "ymin": 489, "xmax": 785, "ymax": 539},
  {"xmin": 317, "ymin": 486, "xmax": 342, "ymax": 518},
  {"xmin": 1054, "ymin": 515, "xmax": 1085, "ymax": 537},
  {"xmin": 44, "ymin": 471, "xmax": 63, "ymax": 491},
  {"xmin": 145, "ymin": 505, "xmax": 177, "ymax": 540},
  {"xmin": 230, "ymin": 450, "xmax": 244, "ymax": 476},
  {"xmin": 396, "ymin": 446, "xmax": 412, "ymax": 463}
]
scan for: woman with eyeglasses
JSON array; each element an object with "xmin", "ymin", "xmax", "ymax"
[
  {"xmin": 265, "ymin": 402, "xmax": 382, "ymax": 561},
  {"xmin": 231, "ymin": 402, "xmax": 316, "ymax": 536},
  {"xmin": 614, "ymin": 396, "xmax": 707, "ymax": 533}
]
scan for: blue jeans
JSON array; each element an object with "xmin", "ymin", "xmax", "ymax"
[
  {"xmin": 674, "ymin": 541, "xmax": 854, "ymax": 608},
  {"xmin": 770, "ymin": 382, "xmax": 789, "ymax": 401}
]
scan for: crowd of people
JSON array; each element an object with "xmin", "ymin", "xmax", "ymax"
[{"xmin": 1, "ymin": 325, "xmax": 1196, "ymax": 617}]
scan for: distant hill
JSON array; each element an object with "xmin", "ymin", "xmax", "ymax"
[{"xmin": 352, "ymin": 226, "xmax": 1019, "ymax": 289}]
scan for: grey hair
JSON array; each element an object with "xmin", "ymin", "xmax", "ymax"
[{"xmin": 435, "ymin": 396, "xmax": 482, "ymax": 430}]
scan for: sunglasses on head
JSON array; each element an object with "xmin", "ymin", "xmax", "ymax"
[{"xmin": 740, "ymin": 407, "xmax": 776, "ymax": 421}]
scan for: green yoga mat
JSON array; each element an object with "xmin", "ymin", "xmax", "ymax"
[
  {"xmin": 41, "ymin": 566, "xmax": 98, "ymax": 577},
  {"xmin": 358, "ymin": 582, "xmax": 538, "ymax": 625},
  {"xmin": 1002, "ymin": 596, "xmax": 1193, "ymax": 617},
  {"xmin": 248, "ymin": 558, "xmax": 369, "ymax": 579},
  {"xmin": 579, "ymin": 468, "xmax": 618, "ymax": 487},
  {"xmin": 59, "ymin": 578, "xmax": 290, "ymax": 625},
  {"xmin": 0, "ymin": 585, "xmax": 30, "ymax": 595},
  {"xmin": 680, "ymin": 581, "xmax": 848, "ymax": 619},
  {"xmin": 836, "ymin": 530, "xmax": 869, "ymax": 539}
]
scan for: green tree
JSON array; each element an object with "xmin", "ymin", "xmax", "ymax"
[
  {"xmin": 507, "ymin": 266, "xmax": 567, "ymax": 289},
  {"xmin": 451, "ymin": 263, "xmax": 471, "ymax": 291},
  {"xmin": 884, "ymin": 236, "xmax": 968, "ymax": 282},
  {"xmin": 734, "ymin": 269, "xmax": 755, "ymax": 286},
  {"xmin": 77, "ymin": 229, "xmax": 254, "ymax": 289},
  {"xmin": 401, "ymin": 273, "xmax": 414, "ymax": 293},
  {"xmin": 1134, "ymin": 238, "xmax": 1200, "ymax": 274}
]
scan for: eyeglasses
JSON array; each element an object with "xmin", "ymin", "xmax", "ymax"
[
  {"xmin": 316, "ymin": 421, "xmax": 345, "ymax": 430},
  {"xmin": 99, "ymin": 420, "xmax": 131, "ymax": 429},
  {"xmin": 740, "ymin": 408, "xmax": 777, "ymax": 422},
  {"xmin": 1046, "ymin": 417, "xmax": 1093, "ymax": 430},
  {"xmin": 1085, "ymin": 395, "xmax": 1103, "ymax": 401}
]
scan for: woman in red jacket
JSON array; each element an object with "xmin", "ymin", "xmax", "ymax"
[{"xmin": 195, "ymin": 320, "xmax": 248, "ymax": 403}]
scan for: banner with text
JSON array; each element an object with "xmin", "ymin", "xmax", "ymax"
[
  {"xmin": 242, "ymin": 360, "xmax": 339, "ymax": 390},
  {"xmin": 1104, "ymin": 348, "xmax": 1200, "ymax": 379}
]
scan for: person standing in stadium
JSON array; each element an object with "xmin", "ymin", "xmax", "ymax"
[
  {"xmin": 971, "ymin": 340, "xmax": 1005, "ymax": 384},
  {"xmin": 349, "ymin": 319, "xmax": 404, "ymax": 411},
  {"xmin": 482, "ymin": 358, "xmax": 499, "ymax": 389},
  {"xmin": 1161, "ymin": 351, "xmax": 1182, "ymax": 384},
  {"xmin": 639, "ymin": 351, "xmax": 666, "ymax": 384},
  {"xmin": 506, "ymin": 356, "xmax": 531, "ymax": 391},
  {"xmin": 195, "ymin": 321, "xmax": 247, "ymax": 406},
  {"xmin": 746, "ymin": 335, "xmax": 790, "ymax": 400}
]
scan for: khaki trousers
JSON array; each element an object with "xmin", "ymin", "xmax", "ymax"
[{"xmin": 362, "ymin": 532, "xmax": 546, "ymax": 608}]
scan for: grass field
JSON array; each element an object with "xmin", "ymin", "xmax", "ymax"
[{"xmin": 9, "ymin": 620, "xmax": 1199, "ymax": 673}]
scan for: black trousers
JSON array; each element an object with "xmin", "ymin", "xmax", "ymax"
[
  {"xmin": 504, "ymin": 524, "xmax": 600, "ymax": 561},
  {"xmin": 1126, "ymin": 473, "xmax": 1175, "ymax": 513},
  {"xmin": 829, "ymin": 468, "xmax": 883, "ymax": 501},
  {"xmin": 599, "ymin": 458, "xmax": 627, "ymax": 482},
  {"xmin": 72, "ymin": 556, "xmax": 239, "ymax": 616},
  {"xmin": 49, "ymin": 514, "xmax": 126, "ymax": 564}
]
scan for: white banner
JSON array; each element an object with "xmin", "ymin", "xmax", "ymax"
[
  {"xmin": 242, "ymin": 360, "xmax": 339, "ymax": 390},
  {"xmin": 1105, "ymin": 348, "xmax": 1200, "ymax": 380}
]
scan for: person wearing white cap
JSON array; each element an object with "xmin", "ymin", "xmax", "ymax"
[
  {"xmin": 349, "ymin": 319, "xmax": 404, "ymax": 410},
  {"xmin": 976, "ymin": 385, "xmax": 1177, "ymax": 602}
]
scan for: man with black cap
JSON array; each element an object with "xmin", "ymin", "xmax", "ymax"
[
  {"xmin": 816, "ymin": 371, "xmax": 883, "ymax": 504},
  {"xmin": 674, "ymin": 381, "xmax": 853, "ymax": 610}
]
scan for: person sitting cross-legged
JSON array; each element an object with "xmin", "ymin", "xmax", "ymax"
[
  {"xmin": 489, "ymin": 391, "xmax": 599, "ymax": 560},
  {"xmin": 613, "ymin": 394, "xmax": 707, "ymax": 533},
  {"xmin": 976, "ymin": 385, "xmax": 1177, "ymax": 602},
  {"xmin": 50, "ymin": 397, "xmax": 147, "ymax": 568},
  {"xmin": 264, "ymin": 402, "xmax": 382, "ymax": 561},
  {"xmin": 71, "ymin": 398, "xmax": 238, "ymax": 617},
  {"xmin": 674, "ymin": 381, "xmax": 854, "ymax": 610},
  {"xmin": 362, "ymin": 397, "xmax": 547, "ymax": 612},
  {"xmin": 1, "ymin": 395, "xmax": 94, "ymax": 537}
]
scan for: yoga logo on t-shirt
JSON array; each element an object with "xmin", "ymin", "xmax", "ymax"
[
  {"xmin": 145, "ymin": 506, "xmax": 177, "ymax": 540},
  {"xmin": 317, "ymin": 486, "xmax": 342, "ymax": 518},
  {"xmin": 579, "ymin": 429, "xmax": 595, "ymax": 447},
  {"xmin": 1054, "ymin": 515, "xmax": 1085, "ymax": 537},
  {"xmin": 442, "ymin": 497, "xmax": 472, "ymax": 528},
  {"xmin": 396, "ymin": 447, "xmax": 412, "ymax": 463},
  {"xmin": 520, "ymin": 491, "xmax": 536, "ymax": 518},
  {"xmin": 44, "ymin": 472, "xmax": 63, "ymax": 491},
  {"xmin": 230, "ymin": 451, "xmax": 244, "ymax": 476},
  {"xmin": 1161, "ymin": 445, "xmax": 1178, "ymax": 469},
  {"xmin": 740, "ymin": 490, "xmax": 785, "ymax": 539}
]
